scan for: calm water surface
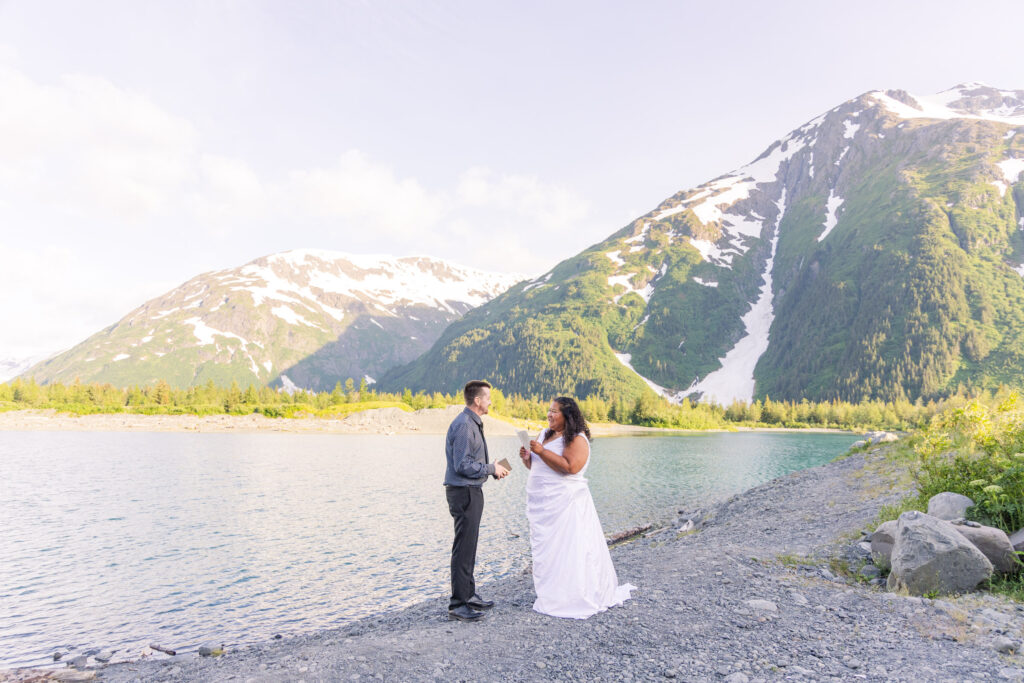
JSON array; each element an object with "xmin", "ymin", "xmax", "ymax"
[{"xmin": 0, "ymin": 430, "xmax": 856, "ymax": 668}]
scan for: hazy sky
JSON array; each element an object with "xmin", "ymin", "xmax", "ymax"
[{"xmin": 2, "ymin": 0, "xmax": 1023, "ymax": 360}]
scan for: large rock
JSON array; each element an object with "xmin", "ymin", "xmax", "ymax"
[
  {"xmin": 887, "ymin": 511, "xmax": 993, "ymax": 595},
  {"xmin": 952, "ymin": 522, "xmax": 1020, "ymax": 574},
  {"xmin": 926, "ymin": 492, "xmax": 975, "ymax": 521},
  {"xmin": 865, "ymin": 431, "xmax": 899, "ymax": 444},
  {"xmin": 870, "ymin": 520, "xmax": 899, "ymax": 570},
  {"xmin": 1010, "ymin": 527, "xmax": 1024, "ymax": 553}
]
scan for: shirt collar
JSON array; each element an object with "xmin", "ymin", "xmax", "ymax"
[{"xmin": 462, "ymin": 407, "xmax": 483, "ymax": 426}]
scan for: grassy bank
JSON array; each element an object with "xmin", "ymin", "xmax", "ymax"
[{"xmin": 871, "ymin": 390, "xmax": 1024, "ymax": 599}]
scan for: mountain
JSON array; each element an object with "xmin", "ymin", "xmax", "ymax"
[
  {"xmin": 24, "ymin": 249, "xmax": 523, "ymax": 390},
  {"xmin": 0, "ymin": 354, "xmax": 52, "ymax": 383},
  {"xmin": 383, "ymin": 83, "xmax": 1024, "ymax": 404}
]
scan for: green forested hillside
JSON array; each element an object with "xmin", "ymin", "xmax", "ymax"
[{"xmin": 386, "ymin": 85, "xmax": 1024, "ymax": 404}]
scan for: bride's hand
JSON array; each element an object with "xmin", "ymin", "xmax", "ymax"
[
  {"xmin": 519, "ymin": 446, "xmax": 530, "ymax": 465},
  {"xmin": 529, "ymin": 440, "xmax": 544, "ymax": 455}
]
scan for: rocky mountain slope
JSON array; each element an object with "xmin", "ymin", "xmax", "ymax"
[
  {"xmin": 24, "ymin": 250, "xmax": 523, "ymax": 390},
  {"xmin": 383, "ymin": 83, "xmax": 1024, "ymax": 403}
]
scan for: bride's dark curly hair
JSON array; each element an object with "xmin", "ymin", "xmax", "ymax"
[{"xmin": 543, "ymin": 396, "xmax": 592, "ymax": 445}]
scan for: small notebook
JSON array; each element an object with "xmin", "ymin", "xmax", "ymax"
[{"xmin": 496, "ymin": 457, "xmax": 511, "ymax": 470}]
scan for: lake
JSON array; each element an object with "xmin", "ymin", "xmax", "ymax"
[{"xmin": 0, "ymin": 430, "xmax": 857, "ymax": 668}]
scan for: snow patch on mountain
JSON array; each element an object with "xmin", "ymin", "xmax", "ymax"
[
  {"xmin": 872, "ymin": 85, "xmax": 1024, "ymax": 125},
  {"xmin": 843, "ymin": 121, "xmax": 860, "ymax": 138},
  {"xmin": 685, "ymin": 189, "xmax": 787, "ymax": 404},
  {"xmin": 271, "ymin": 305, "xmax": 319, "ymax": 328},
  {"xmin": 997, "ymin": 158, "xmax": 1024, "ymax": 184},
  {"xmin": 226, "ymin": 250, "xmax": 523, "ymax": 317},
  {"xmin": 608, "ymin": 274, "xmax": 654, "ymax": 303},
  {"xmin": 186, "ymin": 317, "xmax": 250, "ymax": 347},
  {"xmin": 523, "ymin": 272, "xmax": 552, "ymax": 292},
  {"xmin": 693, "ymin": 277, "xmax": 718, "ymax": 287},
  {"xmin": 818, "ymin": 190, "xmax": 844, "ymax": 241}
]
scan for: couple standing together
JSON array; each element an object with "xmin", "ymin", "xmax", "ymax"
[{"xmin": 443, "ymin": 380, "xmax": 635, "ymax": 621}]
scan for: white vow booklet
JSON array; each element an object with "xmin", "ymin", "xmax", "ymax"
[{"xmin": 516, "ymin": 429, "xmax": 532, "ymax": 450}]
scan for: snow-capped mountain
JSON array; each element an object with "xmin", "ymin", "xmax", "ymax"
[
  {"xmin": 0, "ymin": 354, "xmax": 53, "ymax": 383},
  {"xmin": 385, "ymin": 84, "xmax": 1024, "ymax": 404},
  {"xmin": 25, "ymin": 249, "xmax": 525, "ymax": 390}
]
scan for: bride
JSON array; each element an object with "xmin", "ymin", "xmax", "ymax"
[{"xmin": 518, "ymin": 397, "xmax": 636, "ymax": 618}]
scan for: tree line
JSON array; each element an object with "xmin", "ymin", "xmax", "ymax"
[{"xmin": 1, "ymin": 376, "xmax": 997, "ymax": 431}]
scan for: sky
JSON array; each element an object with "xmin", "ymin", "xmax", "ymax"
[{"xmin": 2, "ymin": 0, "xmax": 1023, "ymax": 362}]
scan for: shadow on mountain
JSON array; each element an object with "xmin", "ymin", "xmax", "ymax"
[{"xmin": 272, "ymin": 309, "xmax": 458, "ymax": 392}]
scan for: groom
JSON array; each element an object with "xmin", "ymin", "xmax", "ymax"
[{"xmin": 444, "ymin": 379, "xmax": 510, "ymax": 621}]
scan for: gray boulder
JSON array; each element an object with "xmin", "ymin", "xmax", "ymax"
[
  {"xmin": 951, "ymin": 521, "xmax": 1019, "ymax": 574},
  {"xmin": 886, "ymin": 510, "xmax": 993, "ymax": 595},
  {"xmin": 1010, "ymin": 527, "xmax": 1024, "ymax": 553},
  {"xmin": 865, "ymin": 431, "xmax": 899, "ymax": 444},
  {"xmin": 927, "ymin": 492, "xmax": 975, "ymax": 521},
  {"xmin": 870, "ymin": 520, "xmax": 899, "ymax": 570}
]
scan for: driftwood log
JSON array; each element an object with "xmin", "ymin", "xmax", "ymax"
[
  {"xmin": 149, "ymin": 643, "xmax": 176, "ymax": 655},
  {"xmin": 606, "ymin": 524, "xmax": 652, "ymax": 546}
]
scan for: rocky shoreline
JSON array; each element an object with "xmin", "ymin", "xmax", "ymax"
[
  {"xmin": 0, "ymin": 407, "xmax": 850, "ymax": 438},
  {"xmin": 9, "ymin": 442, "xmax": 1023, "ymax": 682}
]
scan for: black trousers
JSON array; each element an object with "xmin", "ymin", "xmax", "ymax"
[{"xmin": 445, "ymin": 485, "xmax": 484, "ymax": 609}]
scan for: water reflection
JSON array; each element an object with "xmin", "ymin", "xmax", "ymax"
[{"xmin": 0, "ymin": 430, "xmax": 855, "ymax": 668}]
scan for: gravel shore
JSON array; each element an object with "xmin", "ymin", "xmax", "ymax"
[
  {"xmin": 0, "ymin": 407, "xmax": 704, "ymax": 437},
  {"xmin": 14, "ymin": 445, "xmax": 1024, "ymax": 682}
]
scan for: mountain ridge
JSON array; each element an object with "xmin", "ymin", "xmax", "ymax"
[
  {"xmin": 383, "ymin": 83, "xmax": 1024, "ymax": 404},
  {"xmin": 24, "ymin": 249, "xmax": 525, "ymax": 390}
]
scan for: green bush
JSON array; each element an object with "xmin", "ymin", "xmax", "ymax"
[{"xmin": 914, "ymin": 395, "xmax": 1024, "ymax": 532}]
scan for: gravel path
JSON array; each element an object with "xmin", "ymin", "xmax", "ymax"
[{"xmin": 31, "ymin": 448, "xmax": 1024, "ymax": 681}]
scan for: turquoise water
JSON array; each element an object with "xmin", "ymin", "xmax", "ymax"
[{"xmin": 0, "ymin": 430, "xmax": 856, "ymax": 668}]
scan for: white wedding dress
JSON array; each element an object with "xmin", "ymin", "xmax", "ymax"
[{"xmin": 526, "ymin": 432, "xmax": 636, "ymax": 618}]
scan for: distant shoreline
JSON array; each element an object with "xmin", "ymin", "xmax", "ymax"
[{"xmin": 0, "ymin": 408, "xmax": 855, "ymax": 436}]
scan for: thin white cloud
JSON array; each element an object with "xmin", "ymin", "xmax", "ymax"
[
  {"xmin": 0, "ymin": 66, "xmax": 196, "ymax": 221},
  {"xmin": 287, "ymin": 150, "xmax": 446, "ymax": 236},
  {"xmin": 0, "ymin": 62, "xmax": 592, "ymax": 359},
  {"xmin": 456, "ymin": 167, "xmax": 590, "ymax": 231}
]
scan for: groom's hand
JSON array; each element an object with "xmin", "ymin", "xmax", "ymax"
[{"xmin": 494, "ymin": 463, "xmax": 510, "ymax": 479}]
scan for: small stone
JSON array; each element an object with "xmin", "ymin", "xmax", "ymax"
[
  {"xmin": 94, "ymin": 650, "xmax": 113, "ymax": 663},
  {"xmin": 789, "ymin": 591, "xmax": 809, "ymax": 606},
  {"xmin": 53, "ymin": 651, "xmax": 65, "ymax": 661},
  {"xmin": 663, "ymin": 670, "xmax": 677, "ymax": 678},
  {"xmin": 744, "ymin": 599, "xmax": 777, "ymax": 612},
  {"xmin": 993, "ymin": 635, "xmax": 1017, "ymax": 654},
  {"xmin": 724, "ymin": 674, "xmax": 749, "ymax": 683},
  {"xmin": 68, "ymin": 655, "xmax": 88, "ymax": 668},
  {"xmin": 843, "ymin": 656, "xmax": 862, "ymax": 669},
  {"xmin": 535, "ymin": 661, "xmax": 546, "ymax": 669}
]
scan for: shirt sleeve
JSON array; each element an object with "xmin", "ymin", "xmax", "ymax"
[{"xmin": 451, "ymin": 420, "xmax": 494, "ymax": 479}]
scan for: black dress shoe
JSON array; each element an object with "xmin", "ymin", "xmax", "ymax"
[
  {"xmin": 466, "ymin": 594, "xmax": 494, "ymax": 610},
  {"xmin": 448, "ymin": 605, "xmax": 485, "ymax": 621}
]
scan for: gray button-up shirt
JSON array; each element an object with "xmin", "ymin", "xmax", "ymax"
[{"xmin": 444, "ymin": 407, "xmax": 494, "ymax": 487}]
